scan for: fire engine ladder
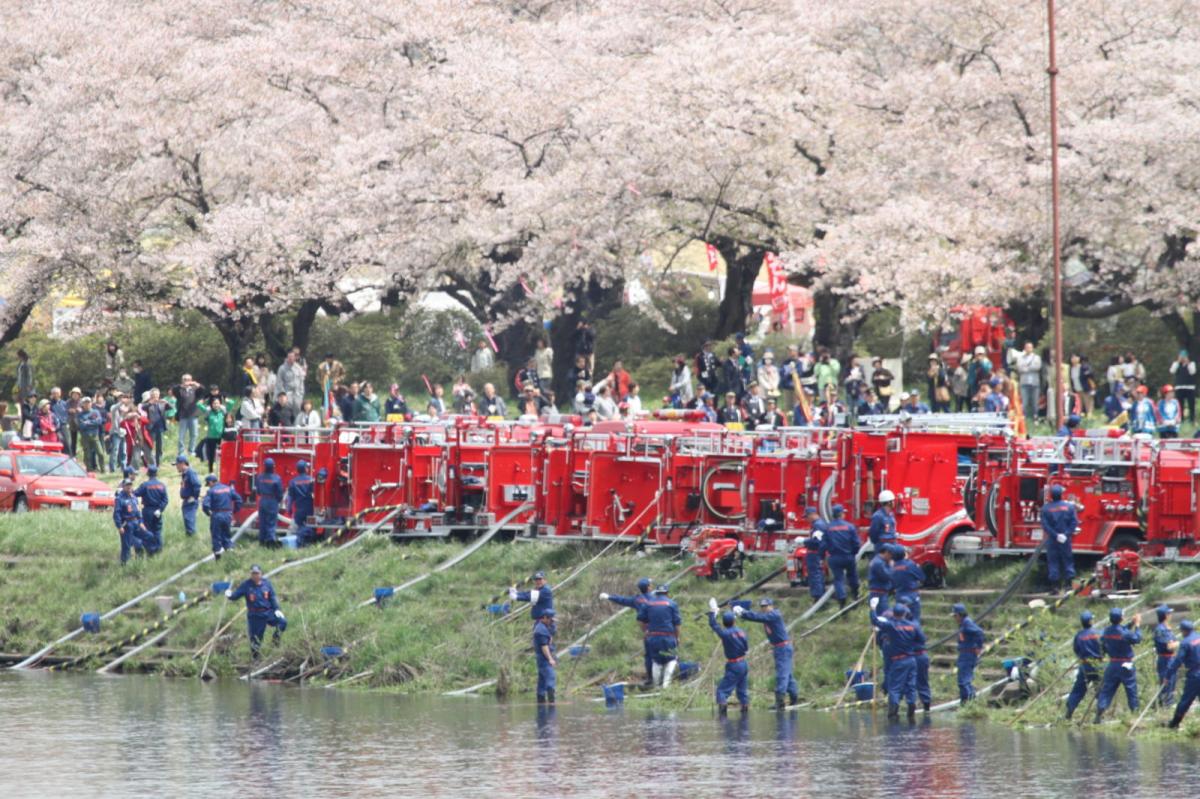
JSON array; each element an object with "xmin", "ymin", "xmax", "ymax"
[
  {"xmin": 1024, "ymin": 436, "xmax": 1138, "ymax": 467},
  {"xmin": 858, "ymin": 412, "xmax": 1010, "ymax": 432}
]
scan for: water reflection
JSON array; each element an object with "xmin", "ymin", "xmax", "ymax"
[{"xmin": 0, "ymin": 673, "xmax": 1195, "ymax": 799}]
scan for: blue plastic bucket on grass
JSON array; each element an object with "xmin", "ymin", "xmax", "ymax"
[
  {"xmin": 374, "ymin": 587, "xmax": 395, "ymax": 606},
  {"xmin": 844, "ymin": 669, "xmax": 867, "ymax": 686},
  {"xmin": 280, "ymin": 535, "xmax": 299, "ymax": 550},
  {"xmin": 320, "ymin": 646, "xmax": 344, "ymax": 661},
  {"xmin": 211, "ymin": 581, "xmax": 231, "ymax": 594},
  {"xmin": 568, "ymin": 645, "xmax": 590, "ymax": 658},
  {"xmin": 602, "ymin": 683, "xmax": 625, "ymax": 705},
  {"xmin": 853, "ymin": 682, "xmax": 874, "ymax": 702},
  {"xmin": 81, "ymin": 613, "xmax": 101, "ymax": 634},
  {"xmin": 487, "ymin": 603, "xmax": 512, "ymax": 616},
  {"xmin": 678, "ymin": 661, "xmax": 699, "ymax": 680}
]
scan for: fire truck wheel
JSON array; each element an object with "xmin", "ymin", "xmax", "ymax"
[{"xmin": 1108, "ymin": 532, "xmax": 1140, "ymax": 553}]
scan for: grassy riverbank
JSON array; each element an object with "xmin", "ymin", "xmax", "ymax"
[{"xmin": 3, "ymin": 510, "xmax": 1200, "ymax": 735}]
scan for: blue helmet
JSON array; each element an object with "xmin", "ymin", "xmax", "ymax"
[
  {"xmin": 1182, "ymin": 619, "xmax": 1195, "ymax": 633},
  {"xmin": 205, "ymin": 474, "xmax": 218, "ymax": 484},
  {"xmin": 297, "ymin": 460, "xmax": 310, "ymax": 473},
  {"xmin": 654, "ymin": 584, "xmax": 670, "ymax": 595},
  {"xmin": 146, "ymin": 464, "xmax": 158, "ymax": 476},
  {"xmin": 951, "ymin": 603, "xmax": 968, "ymax": 617},
  {"xmin": 831, "ymin": 503, "xmax": 845, "ymax": 517},
  {"xmin": 892, "ymin": 602, "xmax": 909, "ymax": 618},
  {"xmin": 175, "ymin": 455, "xmax": 189, "ymax": 465},
  {"xmin": 1080, "ymin": 611, "xmax": 1094, "ymax": 627},
  {"xmin": 637, "ymin": 577, "xmax": 652, "ymax": 592},
  {"xmin": 722, "ymin": 611, "xmax": 736, "ymax": 626},
  {"xmin": 889, "ymin": 544, "xmax": 906, "ymax": 558},
  {"xmin": 1109, "ymin": 607, "xmax": 1124, "ymax": 623},
  {"xmin": 803, "ymin": 506, "xmax": 818, "ymax": 516},
  {"xmin": 532, "ymin": 571, "xmax": 546, "ymax": 581},
  {"xmin": 1157, "ymin": 604, "xmax": 1173, "ymax": 621},
  {"xmin": 759, "ymin": 597, "xmax": 774, "ymax": 607},
  {"xmin": 1067, "ymin": 414, "xmax": 1082, "ymax": 427},
  {"xmin": 1050, "ymin": 484, "xmax": 1064, "ymax": 499},
  {"xmin": 263, "ymin": 458, "xmax": 275, "ymax": 471},
  {"xmin": 541, "ymin": 608, "xmax": 556, "ymax": 619}
]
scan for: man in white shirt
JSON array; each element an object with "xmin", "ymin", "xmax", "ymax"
[{"xmin": 1012, "ymin": 342, "xmax": 1042, "ymax": 422}]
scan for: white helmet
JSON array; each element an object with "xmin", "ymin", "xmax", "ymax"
[{"xmin": 878, "ymin": 489, "xmax": 896, "ymax": 504}]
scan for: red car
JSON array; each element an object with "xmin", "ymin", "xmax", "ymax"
[{"xmin": 0, "ymin": 441, "xmax": 116, "ymax": 512}]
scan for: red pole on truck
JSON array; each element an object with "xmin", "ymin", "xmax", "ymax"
[{"xmin": 1047, "ymin": 0, "xmax": 1065, "ymax": 425}]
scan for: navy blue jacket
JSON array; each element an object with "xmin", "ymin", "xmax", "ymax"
[
  {"xmin": 516, "ymin": 584, "xmax": 554, "ymax": 621},
  {"xmin": 230, "ymin": 577, "xmax": 280, "ymax": 616},
  {"xmin": 867, "ymin": 555, "xmax": 892, "ymax": 594},
  {"xmin": 741, "ymin": 609, "xmax": 790, "ymax": 646},
  {"xmin": 134, "ymin": 479, "xmax": 169, "ymax": 514},
  {"xmin": 1101, "ymin": 623, "xmax": 1141, "ymax": 661},
  {"xmin": 707, "ymin": 613, "xmax": 750, "ymax": 660},
  {"xmin": 606, "ymin": 591, "xmax": 652, "ymax": 613},
  {"xmin": 254, "ymin": 472, "xmax": 284, "ymax": 506},
  {"xmin": 179, "ymin": 467, "xmax": 202, "ymax": 501},
  {"xmin": 1168, "ymin": 632, "xmax": 1200, "ymax": 678},
  {"xmin": 891, "ymin": 557, "xmax": 923, "ymax": 596},
  {"xmin": 202, "ymin": 482, "xmax": 243, "ymax": 515},
  {"xmin": 868, "ymin": 507, "xmax": 896, "ymax": 548},
  {"xmin": 1041, "ymin": 500, "xmax": 1078, "ymax": 539},
  {"xmin": 638, "ymin": 598, "xmax": 682, "ymax": 636},
  {"xmin": 286, "ymin": 473, "xmax": 314, "ymax": 519},
  {"xmin": 871, "ymin": 610, "xmax": 925, "ymax": 659},
  {"xmin": 113, "ymin": 493, "xmax": 141, "ymax": 526},
  {"xmin": 533, "ymin": 620, "xmax": 556, "ymax": 664},
  {"xmin": 824, "ymin": 519, "xmax": 859, "ymax": 558},
  {"xmin": 1074, "ymin": 627, "xmax": 1102, "ymax": 661},
  {"xmin": 1154, "ymin": 622, "xmax": 1177, "ymax": 659},
  {"xmin": 77, "ymin": 408, "xmax": 103, "ymax": 436},
  {"xmin": 957, "ymin": 617, "xmax": 985, "ymax": 654}
]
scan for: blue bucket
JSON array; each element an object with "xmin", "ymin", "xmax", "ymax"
[
  {"xmin": 374, "ymin": 587, "xmax": 395, "ymax": 606},
  {"xmin": 844, "ymin": 669, "xmax": 867, "ymax": 686},
  {"xmin": 211, "ymin": 581, "xmax": 231, "ymax": 593},
  {"xmin": 320, "ymin": 646, "xmax": 344, "ymax": 661},
  {"xmin": 602, "ymin": 683, "xmax": 625, "ymax": 705},
  {"xmin": 280, "ymin": 535, "xmax": 299, "ymax": 550},
  {"xmin": 487, "ymin": 603, "xmax": 511, "ymax": 616},
  {"xmin": 730, "ymin": 600, "xmax": 752, "ymax": 611},
  {"xmin": 853, "ymin": 682, "xmax": 874, "ymax": 702},
  {"xmin": 568, "ymin": 645, "xmax": 590, "ymax": 658},
  {"xmin": 678, "ymin": 661, "xmax": 699, "ymax": 680},
  {"xmin": 80, "ymin": 613, "xmax": 101, "ymax": 634}
]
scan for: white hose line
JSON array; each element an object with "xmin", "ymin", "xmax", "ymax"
[{"xmin": 96, "ymin": 629, "xmax": 171, "ymax": 674}]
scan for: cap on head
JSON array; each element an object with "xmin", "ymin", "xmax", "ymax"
[
  {"xmin": 928, "ymin": 353, "xmax": 939, "ymax": 360},
  {"xmin": 831, "ymin": 503, "xmax": 845, "ymax": 517},
  {"xmin": 1157, "ymin": 604, "xmax": 1173, "ymax": 620},
  {"xmin": 1109, "ymin": 607, "xmax": 1124, "ymax": 623},
  {"xmin": 989, "ymin": 377, "xmax": 1002, "ymax": 387},
  {"xmin": 175, "ymin": 455, "xmax": 189, "ymax": 465},
  {"xmin": 120, "ymin": 479, "xmax": 133, "ymax": 487},
  {"xmin": 263, "ymin": 458, "xmax": 275, "ymax": 470},
  {"xmin": 892, "ymin": 602, "xmax": 909, "ymax": 618},
  {"xmin": 878, "ymin": 489, "xmax": 895, "ymax": 504},
  {"xmin": 803, "ymin": 505, "xmax": 818, "ymax": 516},
  {"xmin": 974, "ymin": 345, "xmax": 987, "ymax": 355},
  {"xmin": 1080, "ymin": 610, "xmax": 1094, "ymax": 627},
  {"xmin": 205, "ymin": 474, "xmax": 218, "ymax": 484},
  {"xmin": 1182, "ymin": 619, "xmax": 1195, "ymax": 633},
  {"xmin": 250, "ymin": 564, "xmax": 263, "ymax": 575},
  {"xmin": 759, "ymin": 597, "xmax": 774, "ymax": 607},
  {"xmin": 1162, "ymin": 384, "xmax": 1174, "ymax": 395},
  {"xmin": 1067, "ymin": 414, "xmax": 1081, "ymax": 427},
  {"xmin": 890, "ymin": 544, "xmax": 906, "ymax": 559},
  {"xmin": 722, "ymin": 611, "xmax": 736, "ymax": 626},
  {"xmin": 654, "ymin": 583, "xmax": 670, "ymax": 595},
  {"xmin": 297, "ymin": 460, "xmax": 310, "ymax": 473},
  {"xmin": 146, "ymin": 464, "xmax": 158, "ymax": 475},
  {"xmin": 532, "ymin": 570, "xmax": 546, "ymax": 581},
  {"xmin": 1050, "ymin": 485, "xmax": 1064, "ymax": 499},
  {"xmin": 542, "ymin": 608, "xmax": 556, "ymax": 619},
  {"xmin": 637, "ymin": 577, "xmax": 652, "ymax": 592},
  {"xmin": 951, "ymin": 603, "xmax": 968, "ymax": 617}
]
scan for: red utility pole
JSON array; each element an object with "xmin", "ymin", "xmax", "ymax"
[{"xmin": 1047, "ymin": 0, "xmax": 1065, "ymax": 425}]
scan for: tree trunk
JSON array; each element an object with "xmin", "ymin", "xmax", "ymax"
[
  {"xmin": 1007, "ymin": 296, "xmax": 1050, "ymax": 348},
  {"xmin": 811, "ymin": 287, "xmax": 860, "ymax": 360},
  {"xmin": 712, "ymin": 237, "xmax": 766, "ymax": 339},
  {"xmin": 1161, "ymin": 311, "xmax": 1200, "ymax": 360},
  {"xmin": 549, "ymin": 278, "xmax": 624, "ymax": 401},
  {"xmin": 259, "ymin": 313, "xmax": 290, "ymax": 364},
  {"xmin": 0, "ymin": 296, "xmax": 39, "ymax": 349},
  {"xmin": 208, "ymin": 314, "xmax": 261, "ymax": 390},
  {"xmin": 290, "ymin": 300, "xmax": 323, "ymax": 357}
]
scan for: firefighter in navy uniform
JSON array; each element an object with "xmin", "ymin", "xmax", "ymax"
[
  {"xmin": 225, "ymin": 564, "xmax": 286, "ymax": 660},
  {"xmin": 1167, "ymin": 619, "xmax": 1200, "ymax": 729},
  {"xmin": 201, "ymin": 474, "xmax": 243, "ymax": 558},
  {"xmin": 113, "ymin": 479, "xmax": 149, "ymax": 564},
  {"xmin": 871, "ymin": 601, "xmax": 924, "ymax": 721},
  {"xmin": 637, "ymin": 584, "xmax": 682, "ymax": 688},
  {"xmin": 285, "ymin": 459, "xmax": 316, "ymax": 547},
  {"xmin": 737, "ymin": 598, "xmax": 799, "ymax": 709},
  {"xmin": 868, "ymin": 490, "xmax": 897, "ymax": 550},
  {"xmin": 1095, "ymin": 607, "xmax": 1142, "ymax": 722},
  {"xmin": 953, "ymin": 603, "xmax": 985, "ymax": 702},
  {"xmin": 600, "ymin": 577, "xmax": 654, "ymax": 685},
  {"xmin": 1041, "ymin": 484, "xmax": 1079, "ymax": 594},
  {"xmin": 175, "ymin": 455, "xmax": 203, "ymax": 536},
  {"xmin": 707, "ymin": 599, "xmax": 750, "ymax": 715},
  {"xmin": 867, "ymin": 544, "xmax": 895, "ymax": 616},
  {"xmin": 890, "ymin": 545, "xmax": 924, "ymax": 622},
  {"xmin": 824, "ymin": 505, "xmax": 860, "ymax": 609},
  {"xmin": 510, "ymin": 570, "xmax": 554, "ymax": 620},
  {"xmin": 1153, "ymin": 604, "xmax": 1180, "ymax": 707},
  {"xmin": 802, "ymin": 507, "xmax": 827, "ymax": 603},
  {"xmin": 253, "ymin": 458, "xmax": 285, "ymax": 547},
  {"xmin": 1065, "ymin": 611, "xmax": 1102, "ymax": 720},
  {"xmin": 133, "ymin": 464, "xmax": 169, "ymax": 554},
  {"xmin": 533, "ymin": 608, "xmax": 557, "ymax": 704}
]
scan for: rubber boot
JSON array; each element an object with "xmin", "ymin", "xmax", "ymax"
[
  {"xmin": 789, "ymin": 691, "xmax": 799, "ymax": 707},
  {"xmin": 740, "ymin": 703, "xmax": 750, "ymax": 713},
  {"xmin": 272, "ymin": 629, "xmax": 282, "ymax": 645},
  {"xmin": 537, "ymin": 694, "xmax": 546, "ymax": 705},
  {"xmin": 718, "ymin": 704, "xmax": 728, "ymax": 717},
  {"xmin": 547, "ymin": 689, "xmax": 555, "ymax": 705},
  {"xmin": 1065, "ymin": 706, "xmax": 1074, "ymax": 721},
  {"xmin": 887, "ymin": 702, "xmax": 900, "ymax": 721},
  {"xmin": 652, "ymin": 662, "xmax": 663, "ymax": 688},
  {"xmin": 838, "ymin": 597, "xmax": 847, "ymax": 609},
  {"xmin": 923, "ymin": 702, "xmax": 931, "ymax": 713},
  {"xmin": 907, "ymin": 703, "xmax": 916, "ymax": 721},
  {"xmin": 662, "ymin": 660, "xmax": 678, "ymax": 689},
  {"xmin": 774, "ymin": 692, "xmax": 785, "ymax": 711},
  {"xmin": 1093, "ymin": 706, "xmax": 1104, "ymax": 724},
  {"xmin": 1168, "ymin": 712, "xmax": 1184, "ymax": 729}
]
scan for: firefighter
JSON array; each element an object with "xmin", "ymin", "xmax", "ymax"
[
  {"xmin": 133, "ymin": 464, "xmax": 169, "ymax": 555},
  {"xmin": 1065, "ymin": 611, "xmax": 1102, "ymax": 720},
  {"xmin": 533, "ymin": 608, "xmax": 557, "ymax": 704},
  {"xmin": 736, "ymin": 598, "xmax": 799, "ymax": 709},
  {"xmin": 953, "ymin": 603, "xmax": 985, "ymax": 703},
  {"xmin": 871, "ymin": 601, "xmax": 924, "ymax": 721},
  {"xmin": 510, "ymin": 570, "xmax": 554, "ymax": 621},
  {"xmin": 802, "ymin": 507, "xmax": 826, "ymax": 602},
  {"xmin": 707, "ymin": 599, "xmax": 750, "ymax": 715},
  {"xmin": 867, "ymin": 544, "xmax": 895, "ymax": 615},
  {"xmin": 285, "ymin": 459, "xmax": 316, "ymax": 547},
  {"xmin": 890, "ymin": 545, "xmax": 923, "ymax": 622},
  {"xmin": 224, "ymin": 564, "xmax": 286, "ymax": 660},
  {"xmin": 1040, "ymin": 484, "xmax": 1079, "ymax": 594},
  {"xmin": 113, "ymin": 479, "xmax": 149, "ymax": 564},
  {"xmin": 824, "ymin": 504, "xmax": 860, "ymax": 609},
  {"xmin": 1095, "ymin": 607, "xmax": 1142, "ymax": 722},
  {"xmin": 914, "ymin": 631, "xmax": 932, "ymax": 713},
  {"xmin": 253, "ymin": 458, "xmax": 285, "ymax": 547},
  {"xmin": 201, "ymin": 474, "xmax": 242, "ymax": 558},
  {"xmin": 1167, "ymin": 619, "xmax": 1200, "ymax": 729},
  {"xmin": 175, "ymin": 455, "xmax": 202, "ymax": 537},
  {"xmin": 1154, "ymin": 604, "xmax": 1180, "ymax": 707},
  {"xmin": 868, "ymin": 490, "xmax": 897, "ymax": 550},
  {"xmin": 600, "ymin": 577, "xmax": 655, "ymax": 685},
  {"xmin": 637, "ymin": 584, "xmax": 681, "ymax": 688}
]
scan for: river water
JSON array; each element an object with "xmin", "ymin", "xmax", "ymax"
[{"xmin": 1, "ymin": 672, "xmax": 1195, "ymax": 798}]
